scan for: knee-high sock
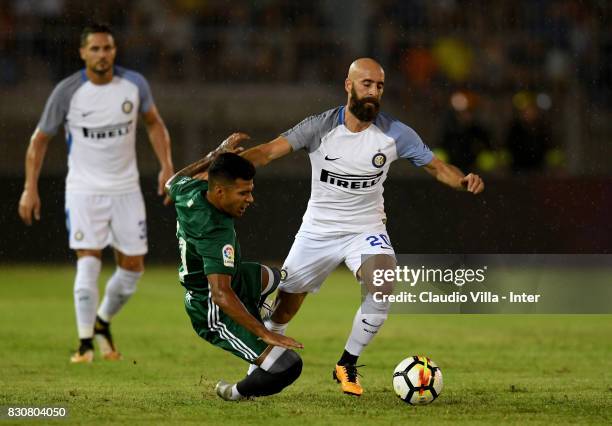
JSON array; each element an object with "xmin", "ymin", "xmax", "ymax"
[
  {"xmin": 247, "ymin": 319, "xmax": 289, "ymax": 375},
  {"xmin": 343, "ymin": 292, "xmax": 390, "ymax": 357},
  {"xmin": 74, "ymin": 256, "xmax": 102, "ymax": 338},
  {"xmin": 97, "ymin": 267, "xmax": 142, "ymax": 322},
  {"xmin": 235, "ymin": 348, "xmax": 302, "ymax": 399}
]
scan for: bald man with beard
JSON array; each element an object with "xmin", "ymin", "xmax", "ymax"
[{"xmin": 239, "ymin": 58, "xmax": 484, "ymax": 396}]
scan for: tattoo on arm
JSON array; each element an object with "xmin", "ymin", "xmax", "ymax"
[
  {"xmin": 164, "ymin": 154, "xmax": 214, "ymax": 193},
  {"xmin": 165, "ymin": 132, "xmax": 250, "ymax": 193}
]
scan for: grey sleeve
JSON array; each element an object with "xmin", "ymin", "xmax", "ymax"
[
  {"xmin": 37, "ymin": 74, "xmax": 82, "ymax": 136},
  {"xmin": 394, "ymin": 122, "xmax": 434, "ymax": 167},
  {"xmin": 122, "ymin": 69, "xmax": 154, "ymax": 113},
  {"xmin": 137, "ymin": 76, "xmax": 153, "ymax": 113},
  {"xmin": 281, "ymin": 108, "xmax": 340, "ymax": 153}
]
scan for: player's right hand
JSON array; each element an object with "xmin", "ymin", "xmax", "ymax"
[
  {"xmin": 18, "ymin": 189, "xmax": 41, "ymax": 226},
  {"xmin": 216, "ymin": 132, "xmax": 250, "ymax": 155},
  {"xmin": 262, "ymin": 331, "xmax": 304, "ymax": 350}
]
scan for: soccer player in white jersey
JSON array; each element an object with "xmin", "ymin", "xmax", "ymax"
[
  {"xmin": 240, "ymin": 58, "xmax": 484, "ymax": 395},
  {"xmin": 17, "ymin": 23, "xmax": 174, "ymax": 363}
]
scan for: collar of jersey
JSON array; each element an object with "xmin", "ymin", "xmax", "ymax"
[
  {"xmin": 338, "ymin": 105, "xmax": 377, "ymax": 134},
  {"xmin": 80, "ymin": 67, "xmax": 118, "ymax": 83}
]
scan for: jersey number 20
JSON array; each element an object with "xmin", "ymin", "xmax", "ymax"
[{"xmin": 366, "ymin": 234, "xmax": 392, "ymax": 250}]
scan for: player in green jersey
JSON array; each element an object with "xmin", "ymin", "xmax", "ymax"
[{"xmin": 165, "ymin": 133, "xmax": 303, "ymax": 401}]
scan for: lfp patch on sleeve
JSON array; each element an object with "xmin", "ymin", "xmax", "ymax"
[{"xmin": 222, "ymin": 244, "xmax": 235, "ymax": 267}]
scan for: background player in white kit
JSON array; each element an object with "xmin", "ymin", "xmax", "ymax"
[
  {"xmin": 241, "ymin": 58, "xmax": 484, "ymax": 395},
  {"xmin": 18, "ymin": 23, "xmax": 174, "ymax": 363}
]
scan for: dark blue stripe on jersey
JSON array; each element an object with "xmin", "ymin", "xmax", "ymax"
[
  {"xmin": 114, "ymin": 65, "xmax": 154, "ymax": 113},
  {"xmin": 65, "ymin": 208, "xmax": 70, "ymax": 233},
  {"xmin": 374, "ymin": 112, "xmax": 433, "ymax": 166},
  {"xmin": 80, "ymin": 69, "xmax": 88, "ymax": 82},
  {"xmin": 338, "ymin": 106, "xmax": 345, "ymax": 125},
  {"xmin": 66, "ymin": 131, "xmax": 73, "ymax": 154}
]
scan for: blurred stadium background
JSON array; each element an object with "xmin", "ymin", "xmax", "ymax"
[{"xmin": 1, "ymin": 0, "xmax": 611, "ymax": 263}]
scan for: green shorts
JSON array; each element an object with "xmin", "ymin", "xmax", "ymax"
[{"xmin": 184, "ymin": 262, "xmax": 268, "ymax": 363}]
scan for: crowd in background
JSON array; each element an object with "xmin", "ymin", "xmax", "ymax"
[{"xmin": 1, "ymin": 0, "xmax": 610, "ymax": 175}]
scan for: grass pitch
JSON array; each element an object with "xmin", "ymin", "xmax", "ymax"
[{"xmin": 0, "ymin": 265, "xmax": 611, "ymax": 425}]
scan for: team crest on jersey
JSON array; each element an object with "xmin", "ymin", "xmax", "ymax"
[
  {"xmin": 122, "ymin": 100, "xmax": 134, "ymax": 114},
  {"xmin": 280, "ymin": 269, "xmax": 288, "ymax": 281},
  {"xmin": 74, "ymin": 230, "xmax": 84, "ymax": 241},
  {"xmin": 222, "ymin": 244, "xmax": 235, "ymax": 267},
  {"xmin": 372, "ymin": 153, "xmax": 387, "ymax": 168}
]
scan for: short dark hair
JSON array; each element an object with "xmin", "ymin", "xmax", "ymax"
[
  {"xmin": 80, "ymin": 23, "xmax": 114, "ymax": 47},
  {"xmin": 208, "ymin": 153, "xmax": 256, "ymax": 187}
]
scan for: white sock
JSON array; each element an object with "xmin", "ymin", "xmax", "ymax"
[
  {"xmin": 74, "ymin": 256, "xmax": 102, "ymax": 338},
  {"xmin": 97, "ymin": 267, "xmax": 142, "ymax": 322},
  {"xmin": 264, "ymin": 318, "xmax": 288, "ymax": 335},
  {"xmin": 246, "ymin": 319, "xmax": 288, "ymax": 375},
  {"xmin": 344, "ymin": 294, "xmax": 389, "ymax": 356},
  {"xmin": 259, "ymin": 346, "xmax": 286, "ymax": 371},
  {"xmin": 230, "ymin": 384, "xmax": 243, "ymax": 400}
]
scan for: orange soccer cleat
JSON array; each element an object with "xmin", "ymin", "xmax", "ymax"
[
  {"xmin": 333, "ymin": 364, "xmax": 364, "ymax": 396},
  {"xmin": 70, "ymin": 349, "xmax": 94, "ymax": 364}
]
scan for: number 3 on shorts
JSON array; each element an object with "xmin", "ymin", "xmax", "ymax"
[{"xmin": 366, "ymin": 234, "xmax": 392, "ymax": 250}]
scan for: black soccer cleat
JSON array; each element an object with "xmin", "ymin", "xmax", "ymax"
[
  {"xmin": 70, "ymin": 338, "xmax": 94, "ymax": 364},
  {"xmin": 94, "ymin": 316, "xmax": 122, "ymax": 360}
]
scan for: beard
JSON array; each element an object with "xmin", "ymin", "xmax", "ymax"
[
  {"xmin": 349, "ymin": 87, "xmax": 380, "ymax": 122},
  {"xmin": 92, "ymin": 60, "xmax": 112, "ymax": 75}
]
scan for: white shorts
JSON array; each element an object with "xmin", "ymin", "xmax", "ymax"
[
  {"xmin": 65, "ymin": 191, "xmax": 148, "ymax": 256},
  {"xmin": 279, "ymin": 228, "xmax": 396, "ymax": 294}
]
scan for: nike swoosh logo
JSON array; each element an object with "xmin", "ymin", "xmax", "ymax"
[
  {"xmin": 325, "ymin": 155, "xmax": 340, "ymax": 161},
  {"xmin": 361, "ymin": 318, "xmax": 381, "ymax": 328},
  {"xmin": 82, "ymin": 111, "xmax": 95, "ymax": 117}
]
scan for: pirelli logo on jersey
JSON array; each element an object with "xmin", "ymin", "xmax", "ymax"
[
  {"xmin": 320, "ymin": 169, "xmax": 384, "ymax": 189},
  {"xmin": 82, "ymin": 120, "xmax": 133, "ymax": 139}
]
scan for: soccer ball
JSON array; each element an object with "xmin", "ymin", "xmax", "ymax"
[{"xmin": 392, "ymin": 356, "xmax": 443, "ymax": 405}]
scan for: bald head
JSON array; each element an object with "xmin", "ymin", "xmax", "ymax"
[
  {"xmin": 347, "ymin": 58, "xmax": 385, "ymax": 80},
  {"xmin": 345, "ymin": 58, "xmax": 385, "ymax": 123}
]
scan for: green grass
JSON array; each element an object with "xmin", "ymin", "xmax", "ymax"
[{"xmin": 0, "ymin": 265, "xmax": 611, "ymax": 425}]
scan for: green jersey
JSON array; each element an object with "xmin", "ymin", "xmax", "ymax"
[{"xmin": 168, "ymin": 176, "xmax": 241, "ymax": 291}]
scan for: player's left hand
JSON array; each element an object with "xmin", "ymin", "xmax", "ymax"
[
  {"xmin": 461, "ymin": 173, "xmax": 485, "ymax": 194},
  {"xmin": 158, "ymin": 166, "xmax": 175, "ymax": 205}
]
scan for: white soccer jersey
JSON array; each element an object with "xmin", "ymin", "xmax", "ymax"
[
  {"xmin": 37, "ymin": 66, "xmax": 154, "ymax": 194},
  {"xmin": 282, "ymin": 106, "xmax": 433, "ymax": 235}
]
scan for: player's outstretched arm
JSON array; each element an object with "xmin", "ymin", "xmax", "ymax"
[
  {"xmin": 241, "ymin": 136, "xmax": 293, "ymax": 167},
  {"xmin": 18, "ymin": 129, "xmax": 52, "ymax": 225},
  {"xmin": 164, "ymin": 132, "xmax": 250, "ymax": 194},
  {"xmin": 142, "ymin": 105, "xmax": 174, "ymax": 203},
  {"xmin": 423, "ymin": 156, "xmax": 485, "ymax": 194},
  {"xmin": 208, "ymin": 274, "xmax": 304, "ymax": 350}
]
